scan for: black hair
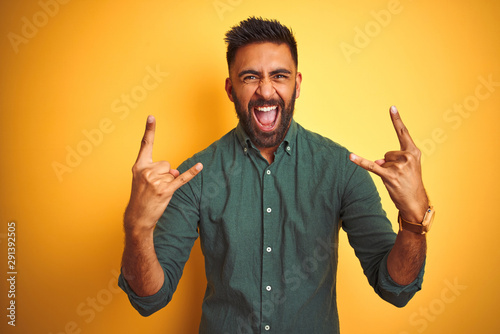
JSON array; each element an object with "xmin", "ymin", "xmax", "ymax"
[{"xmin": 224, "ymin": 17, "xmax": 298, "ymax": 70}]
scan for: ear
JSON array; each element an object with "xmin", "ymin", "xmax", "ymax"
[
  {"xmin": 295, "ymin": 72, "xmax": 302, "ymax": 99},
  {"xmin": 225, "ymin": 77, "xmax": 234, "ymax": 102}
]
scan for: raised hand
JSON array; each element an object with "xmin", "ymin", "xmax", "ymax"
[
  {"xmin": 124, "ymin": 115, "xmax": 203, "ymax": 231},
  {"xmin": 349, "ymin": 106, "xmax": 428, "ymax": 223}
]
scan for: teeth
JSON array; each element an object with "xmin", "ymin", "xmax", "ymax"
[{"xmin": 256, "ymin": 106, "xmax": 277, "ymax": 112}]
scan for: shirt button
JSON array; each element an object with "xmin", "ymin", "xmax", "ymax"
[
  {"xmin": 266, "ymin": 208, "xmax": 272, "ymax": 213},
  {"xmin": 266, "ymin": 170, "xmax": 271, "ymax": 175},
  {"xmin": 265, "ymin": 325, "xmax": 270, "ymax": 331},
  {"xmin": 266, "ymin": 285, "xmax": 272, "ymax": 291},
  {"xmin": 243, "ymin": 147, "xmax": 248, "ymax": 153},
  {"xmin": 266, "ymin": 247, "xmax": 272, "ymax": 253},
  {"xmin": 286, "ymin": 146, "xmax": 291, "ymax": 151}
]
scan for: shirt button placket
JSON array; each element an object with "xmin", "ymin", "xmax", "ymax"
[{"xmin": 262, "ymin": 166, "xmax": 275, "ymax": 333}]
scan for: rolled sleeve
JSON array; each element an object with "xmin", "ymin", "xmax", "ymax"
[
  {"xmin": 118, "ymin": 269, "xmax": 171, "ymax": 317},
  {"xmin": 375, "ymin": 252, "xmax": 426, "ymax": 307}
]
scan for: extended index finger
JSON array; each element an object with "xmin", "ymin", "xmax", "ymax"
[
  {"xmin": 389, "ymin": 106, "xmax": 416, "ymax": 151},
  {"xmin": 136, "ymin": 115, "xmax": 156, "ymax": 165}
]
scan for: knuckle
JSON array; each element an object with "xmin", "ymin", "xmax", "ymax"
[
  {"xmin": 399, "ymin": 125, "xmax": 409, "ymax": 136},
  {"xmin": 151, "ymin": 178, "xmax": 162, "ymax": 189},
  {"xmin": 152, "ymin": 181, "xmax": 166, "ymax": 197},
  {"xmin": 159, "ymin": 160, "xmax": 171, "ymax": 168},
  {"xmin": 141, "ymin": 137, "xmax": 151, "ymax": 148},
  {"xmin": 163, "ymin": 174, "xmax": 175, "ymax": 184},
  {"xmin": 177, "ymin": 174, "xmax": 188, "ymax": 184},
  {"xmin": 413, "ymin": 147, "xmax": 422, "ymax": 159},
  {"xmin": 393, "ymin": 165, "xmax": 405, "ymax": 176},
  {"xmin": 384, "ymin": 152, "xmax": 393, "ymax": 161},
  {"xmin": 399, "ymin": 151, "xmax": 411, "ymax": 162},
  {"xmin": 140, "ymin": 168, "xmax": 153, "ymax": 180},
  {"xmin": 131, "ymin": 164, "xmax": 139, "ymax": 174},
  {"xmin": 403, "ymin": 151, "xmax": 416, "ymax": 163}
]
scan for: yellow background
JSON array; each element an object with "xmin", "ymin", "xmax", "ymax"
[{"xmin": 1, "ymin": 0, "xmax": 499, "ymax": 333}]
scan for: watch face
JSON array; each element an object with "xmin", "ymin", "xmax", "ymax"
[{"xmin": 422, "ymin": 207, "xmax": 435, "ymax": 232}]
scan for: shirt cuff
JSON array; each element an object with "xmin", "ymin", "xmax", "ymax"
[
  {"xmin": 118, "ymin": 268, "xmax": 170, "ymax": 316},
  {"xmin": 375, "ymin": 252, "xmax": 426, "ymax": 307}
]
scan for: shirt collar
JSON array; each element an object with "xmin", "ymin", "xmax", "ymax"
[{"xmin": 235, "ymin": 119, "xmax": 297, "ymax": 156}]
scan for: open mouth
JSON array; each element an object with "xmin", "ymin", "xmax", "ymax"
[{"xmin": 252, "ymin": 105, "xmax": 280, "ymax": 132}]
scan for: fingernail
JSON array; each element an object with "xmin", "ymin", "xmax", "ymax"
[
  {"xmin": 390, "ymin": 105, "xmax": 398, "ymax": 114},
  {"xmin": 350, "ymin": 153, "xmax": 357, "ymax": 161},
  {"xmin": 147, "ymin": 115, "xmax": 155, "ymax": 123},
  {"xmin": 196, "ymin": 163, "xmax": 203, "ymax": 171}
]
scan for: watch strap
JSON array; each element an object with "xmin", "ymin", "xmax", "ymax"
[
  {"xmin": 398, "ymin": 212, "xmax": 426, "ymax": 234},
  {"xmin": 398, "ymin": 206, "xmax": 434, "ymax": 235}
]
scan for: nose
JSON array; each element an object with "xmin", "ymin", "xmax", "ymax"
[{"xmin": 255, "ymin": 78, "xmax": 276, "ymax": 100}]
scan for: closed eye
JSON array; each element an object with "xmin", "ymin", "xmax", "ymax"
[
  {"xmin": 242, "ymin": 75, "xmax": 260, "ymax": 84},
  {"xmin": 239, "ymin": 70, "xmax": 260, "ymax": 83},
  {"xmin": 270, "ymin": 69, "xmax": 291, "ymax": 80}
]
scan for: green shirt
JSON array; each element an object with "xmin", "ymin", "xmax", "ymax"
[{"xmin": 119, "ymin": 120, "xmax": 425, "ymax": 333}]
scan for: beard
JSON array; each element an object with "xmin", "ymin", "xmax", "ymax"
[{"xmin": 232, "ymin": 88, "xmax": 296, "ymax": 149}]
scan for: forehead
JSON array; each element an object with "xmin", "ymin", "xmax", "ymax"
[{"xmin": 230, "ymin": 42, "xmax": 295, "ymax": 75}]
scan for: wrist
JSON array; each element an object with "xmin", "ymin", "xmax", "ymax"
[
  {"xmin": 399, "ymin": 205, "xmax": 435, "ymax": 235},
  {"xmin": 399, "ymin": 209, "xmax": 426, "ymax": 224},
  {"xmin": 124, "ymin": 205, "xmax": 158, "ymax": 231},
  {"xmin": 124, "ymin": 218, "xmax": 156, "ymax": 239},
  {"xmin": 399, "ymin": 198, "xmax": 429, "ymax": 223}
]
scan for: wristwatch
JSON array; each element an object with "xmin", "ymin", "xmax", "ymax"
[{"xmin": 398, "ymin": 206, "xmax": 435, "ymax": 234}]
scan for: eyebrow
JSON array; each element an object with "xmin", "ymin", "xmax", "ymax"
[
  {"xmin": 269, "ymin": 68, "xmax": 292, "ymax": 76},
  {"xmin": 238, "ymin": 68, "xmax": 292, "ymax": 78},
  {"xmin": 238, "ymin": 69, "xmax": 260, "ymax": 78}
]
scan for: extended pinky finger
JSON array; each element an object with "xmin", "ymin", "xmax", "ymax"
[{"xmin": 170, "ymin": 163, "xmax": 204, "ymax": 190}]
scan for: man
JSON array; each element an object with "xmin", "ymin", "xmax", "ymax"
[{"xmin": 119, "ymin": 17, "xmax": 433, "ymax": 333}]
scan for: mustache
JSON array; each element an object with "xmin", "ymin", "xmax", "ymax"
[{"xmin": 248, "ymin": 98, "xmax": 285, "ymax": 109}]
